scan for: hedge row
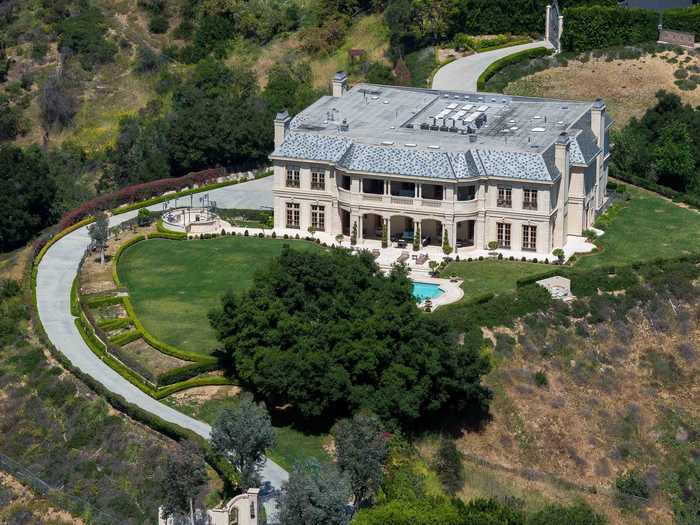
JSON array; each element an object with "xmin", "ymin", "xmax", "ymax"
[
  {"xmin": 477, "ymin": 47, "xmax": 553, "ymax": 91},
  {"xmin": 85, "ymin": 295, "xmax": 125, "ymax": 308},
  {"xmin": 70, "ymin": 277, "xmax": 80, "ymax": 317},
  {"xmin": 157, "ymin": 362, "xmax": 221, "ymax": 386},
  {"xmin": 156, "ymin": 219, "xmax": 187, "ymax": 239},
  {"xmin": 97, "ymin": 317, "xmax": 133, "ymax": 331},
  {"xmin": 109, "ymin": 330, "xmax": 142, "ymax": 346},
  {"xmin": 561, "ymin": 6, "xmax": 657, "ymax": 53},
  {"xmin": 121, "ymin": 296, "xmax": 217, "ymax": 364},
  {"xmin": 111, "ymin": 235, "xmax": 146, "ymax": 287}
]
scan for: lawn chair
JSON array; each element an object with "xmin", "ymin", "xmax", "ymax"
[{"xmin": 397, "ymin": 251, "xmax": 409, "ymax": 264}]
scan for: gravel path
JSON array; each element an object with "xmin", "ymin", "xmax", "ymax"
[
  {"xmin": 35, "ymin": 177, "xmax": 285, "ymax": 521},
  {"xmin": 431, "ymin": 41, "xmax": 552, "ymax": 92}
]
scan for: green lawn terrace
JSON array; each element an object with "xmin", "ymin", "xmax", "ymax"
[
  {"xmin": 117, "ymin": 235, "xmax": 323, "ymax": 355},
  {"xmin": 119, "ymin": 184, "xmax": 700, "ymax": 356}
]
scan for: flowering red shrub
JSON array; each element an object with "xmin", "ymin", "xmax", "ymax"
[{"xmin": 58, "ymin": 168, "xmax": 226, "ymax": 230}]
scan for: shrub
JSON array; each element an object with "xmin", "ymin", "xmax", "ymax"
[
  {"xmin": 137, "ymin": 208, "xmax": 153, "ymax": 227},
  {"xmin": 675, "ymin": 68, "xmax": 689, "ymax": 79},
  {"xmin": 534, "ymin": 370, "xmax": 548, "ymax": 388},
  {"xmin": 477, "ymin": 47, "xmax": 553, "ymax": 90},
  {"xmin": 149, "ymin": 14, "xmax": 169, "ymax": 34},
  {"xmin": 615, "ymin": 470, "xmax": 649, "ymax": 508}
]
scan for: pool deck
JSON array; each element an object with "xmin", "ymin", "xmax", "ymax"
[{"xmin": 410, "ymin": 274, "xmax": 464, "ymax": 310}]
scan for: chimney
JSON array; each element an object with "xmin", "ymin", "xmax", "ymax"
[
  {"xmin": 332, "ymin": 71, "xmax": 348, "ymax": 98},
  {"xmin": 590, "ymin": 98, "xmax": 606, "ymax": 147},
  {"xmin": 274, "ymin": 110, "xmax": 291, "ymax": 148},
  {"xmin": 555, "ymin": 131, "xmax": 570, "ymax": 178}
]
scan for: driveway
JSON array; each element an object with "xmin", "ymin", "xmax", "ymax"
[
  {"xmin": 431, "ymin": 41, "xmax": 553, "ymax": 92},
  {"xmin": 35, "ymin": 176, "xmax": 285, "ymax": 521}
]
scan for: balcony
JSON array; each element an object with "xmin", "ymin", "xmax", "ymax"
[
  {"xmin": 363, "ymin": 194, "xmax": 383, "ymax": 202},
  {"xmin": 421, "ymin": 199, "xmax": 442, "ymax": 208},
  {"xmin": 391, "ymin": 196, "xmax": 414, "ymax": 206},
  {"xmin": 497, "ymin": 199, "xmax": 512, "ymax": 208}
]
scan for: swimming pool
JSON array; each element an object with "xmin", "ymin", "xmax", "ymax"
[{"xmin": 411, "ymin": 281, "xmax": 445, "ymax": 302}]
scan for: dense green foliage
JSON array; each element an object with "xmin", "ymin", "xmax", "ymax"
[
  {"xmin": 561, "ymin": 6, "xmax": 657, "ymax": 52},
  {"xmin": 477, "ymin": 47, "xmax": 553, "ymax": 91},
  {"xmin": 210, "ymin": 247, "xmax": 492, "ymax": 426},
  {"xmin": 0, "ymin": 144, "xmax": 56, "ymax": 252},
  {"xmin": 355, "ymin": 438, "xmax": 607, "ymax": 524},
  {"xmin": 384, "ymin": 0, "xmax": 616, "ymax": 56},
  {"xmin": 612, "ymin": 91, "xmax": 700, "ymax": 196},
  {"xmin": 56, "ymin": 0, "xmax": 117, "ymax": 70}
]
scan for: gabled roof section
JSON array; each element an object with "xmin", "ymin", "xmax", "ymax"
[
  {"xmin": 272, "ymin": 132, "xmax": 352, "ymax": 163},
  {"xmin": 338, "ymin": 144, "xmax": 455, "ymax": 179}
]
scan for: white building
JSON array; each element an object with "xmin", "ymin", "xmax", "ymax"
[{"xmin": 270, "ymin": 73, "xmax": 612, "ymax": 257}]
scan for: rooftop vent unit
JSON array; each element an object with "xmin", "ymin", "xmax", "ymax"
[
  {"xmin": 359, "ymin": 88, "xmax": 382, "ymax": 95},
  {"xmin": 420, "ymin": 123, "xmax": 429, "ymax": 130},
  {"xmin": 468, "ymin": 134, "xmax": 478, "ymax": 143},
  {"xmin": 381, "ymin": 140, "xmax": 395, "ymax": 146},
  {"xmin": 339, "ymin": 119, "xmax": 349, "ymax": 131},
  {"xmin": 531, "ymin": 127, "xmax": 546, "ymax": 132},
  {"xmin": 428, "ymin": 145, "xmax": 441, "ymax": 149},
  {"xmin": 405, "ymin": 123, "xmax": 414, "ymax": 129},
  {"xmin": 405, "ymin": 143, "xmax": 417, "ymax": 147},
  {"xmin": 446, "ymin": 103, "xmax": 458, "ymax": 110},
  {"xmin": 477, "ymin": 105, "xmax": 489, "ymax": 112}
]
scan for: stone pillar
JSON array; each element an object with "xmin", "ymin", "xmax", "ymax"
[
  {"xmin": 274, "ymin": 111, "xmax": 291, "ymax": 148},
  {"xmin": 558, "ymin": 15, "xmax": 564, "ymax": 51},
  {"xmin": 591, "ymin": 98, "xmax": 607, "ymax": 210},
  {"xmin": 545, "ymin": 5, "xmax": 551, "ymax": 42},
  {"xmin": 332, "ymin": 72, "xmax": 348, "ymax": 97}
]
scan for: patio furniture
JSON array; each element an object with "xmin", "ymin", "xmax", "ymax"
[
  {"xmin": 416, "ymin": 253, "xmax": 429, "ymax": 265},
  {"xmin": 396, "ymin": 239, "xmax": 407, "ymax": 249},
  {"xmin": 397, "ymin": 251, "xmax": 410, "ymax": 264}
]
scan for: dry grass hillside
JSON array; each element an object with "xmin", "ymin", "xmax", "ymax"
[
  {"xmin": 431, "ymin": 292, "xmax": 700, "ymax": 524},
  {"xmin": 506, "ymin": 49, "xmax": 700, "ymax": 127}
]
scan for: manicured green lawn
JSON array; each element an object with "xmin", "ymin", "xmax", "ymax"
[
  {"xmin": 576, "ymin": 187, "xmax": 700, "ymax": 269},
  {"xmin": 118, "ymin": 236, "xmax": 321, "ymax": 355},
  {"xmin": 443, "ymin": 260, "xmax": 552, "ymax": 301}
]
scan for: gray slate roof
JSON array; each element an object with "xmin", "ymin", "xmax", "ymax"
[
  {"xmin": 273, "ymin": 133, "xmax": 562, "ymax": 181},
  {"xmin": 338, "ymin": 144, "xmax": 454, "ymax": 179},
  {"xmin": 274, "ymin": 133, "xmax": 351, "ymax": 163},
  {"xmin": 570, "ymin": 129, "xmax": 601, "ymax": 166}
]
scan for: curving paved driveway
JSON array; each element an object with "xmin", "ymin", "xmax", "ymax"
[
  {"xmin": 35, "ymin": 176, "xmax": 285, "ymax": 520},
  {"xmin": 431, "ymin": 41, "xmax": 553, "ymax": 92}
]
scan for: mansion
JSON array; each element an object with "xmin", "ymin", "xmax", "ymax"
[{"xmin": 269, "ymin": 73, "xmax": 611, "ymax": 256}]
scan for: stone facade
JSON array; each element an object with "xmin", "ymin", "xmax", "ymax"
[{"xmin": 270, "ymin": 78, "xmax": 612, "ymax": 257}]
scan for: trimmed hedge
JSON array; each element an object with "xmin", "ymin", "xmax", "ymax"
[
  {"xmin": 157, "ymin": 362, "xmax": 221, "ymax": 386},
  {"xmin": 156, "ymin": 218, "xmax": 187, "ymax": 239},
  {"xmin": 112, "ymin": 235, "xmax": 146, "ymax": 287},
  {"xmin": 561, "ymin": 6, "xmax": 657, "ymax": 52},
  {"xmin": 70, "ymin": 277, "xmax": 80, "ymax": 317},
  {"xmin": 477, "ymin": 47, "xmax": 553, "ymax": 91},
  {"xmin": 86, "ymin": 295, "xmax": 125, "ymax": 308},
  {"xmin": 110, "ymin": 329, "xmax": 142, "ymax": 346},
  {"xmin": 122, "ymin": 296, "xmax": 217, "ymax": 364},
  {"xmin": 97, "ymin": 317, "xmax": 133, "ymax": 331}
]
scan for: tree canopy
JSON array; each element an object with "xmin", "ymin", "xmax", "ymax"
[
  {"xmin": 278, "ymin": 459, "xmax": 352, "ymax": 525},
  {"xmin": 612, "ymin": 90, "xmax": 700, "ymax": 195},
  {"xmin": 0, "ymin": 144, "xmax": 57, "ymax": 252},
  {"xmin": 209, "ymin": 246, "xmax": 492, "ymax": 427},
  {"xmin": 210, "ymin": 395, "xmax": 276, "ymax": 489}
]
